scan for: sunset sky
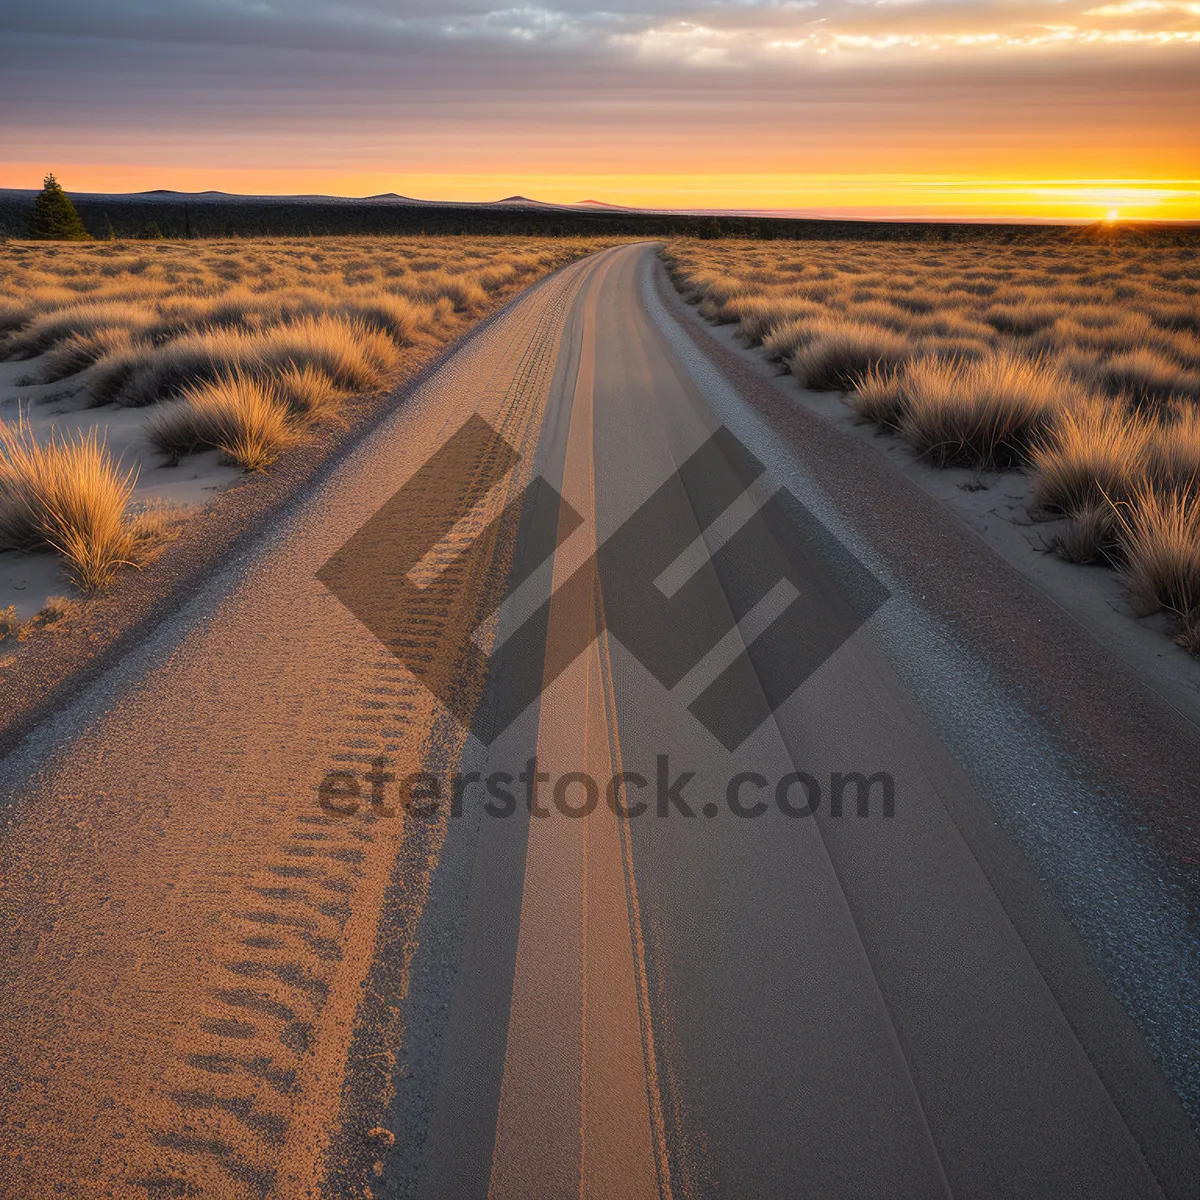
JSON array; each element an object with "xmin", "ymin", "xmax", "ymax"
[{"xmin": 2, "ymin": 0, "xmax": 1198, "ymax": 220}]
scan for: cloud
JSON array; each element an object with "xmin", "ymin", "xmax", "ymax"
[
  {"xmin": 1085, "ymin": 1, "xmax": 1200, "ymax": 13},
  {"xmin": 4, "ymin": 0, "xmax": 1200, "ymax": 59},
  {"xmin": 1, "ymin": 0, "xmax": 1196, "ymax": 197},
  {"xmin": 610, "ymin": 0, "xmax": 1200, "ymax": 64}
]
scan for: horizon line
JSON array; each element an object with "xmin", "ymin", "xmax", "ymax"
[{"xmin": 5, "ymin": 183, "xmax": 1200, "ymax": 227}]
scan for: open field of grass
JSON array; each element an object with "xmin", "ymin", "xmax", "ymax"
[
  {"xmin": 665, "ymin": 237, "xmax": 1200, "ymax": 650},
  {"xmin": 0, "ymin": 235, "xmax": 609, "ymax": 619}
]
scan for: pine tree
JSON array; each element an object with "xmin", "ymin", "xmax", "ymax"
[{"xmin": 28, "ymin": 174, "xmax": 92, "ymax": 241}]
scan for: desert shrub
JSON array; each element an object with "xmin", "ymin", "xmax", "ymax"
[
  {"xmin": 1116, "ymin": 484, "xmax": 1200, "ymax": 621},
  {"xmin": 1054, "ymin": 504, "xmax": 1121, "ymax": 565},
  {"xmin": 898, "ymin": 351, "xmax": 1072, "ymax": 468},
  {"xmin": 147, "ymin": 372, "xmax": 295, "ymax": 471},
  {"xmin": 1148, "ymin": 403, "xmax": 1200, "ymax": 493},
  {"xmin": 40, "ymin": 327, "xmax": 135, "ymax": 382},
  {"xmin": 790, "ymin": 322, "xmax": 911, "ymax": 391},
  {"xmin": 848, "ymin": 363, "xmax": 908, "ymax": 427},
  {"xmin": 1030, "ymin": 402, "xmax": 1151, "ymax": 513},
  {"xmin": 0, "ymin": 419, "xmax": 138, "ymax": 589},
  {"xmin": 1093, "ymin": 349, "xmax": 1200, "ymax": 406}
]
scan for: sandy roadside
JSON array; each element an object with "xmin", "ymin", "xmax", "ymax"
[
  {"xmin": 656, "ymin": 262, "xmax": 1200, "ymax": 731},
  {"xmin": 0, "ymin": 255, "xmax": 602, "ymax": 760},
  {"xmin": 0, "ymin": 356, "xmax": 242, "ymax": 617}
]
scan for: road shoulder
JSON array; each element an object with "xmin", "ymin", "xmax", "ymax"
[{"xmin": 648, "ymin": 250, "xmax": 1200, "ymax": 1167}]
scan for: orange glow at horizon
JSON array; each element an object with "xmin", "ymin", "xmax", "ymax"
[{"xmin": 2, "ymin": 164, "xmax": 1197, "ymax": 222}]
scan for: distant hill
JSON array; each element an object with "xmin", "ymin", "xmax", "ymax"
[{"xmin": 576, "ymin": 199, "xmax": 637, "ymax": 211}]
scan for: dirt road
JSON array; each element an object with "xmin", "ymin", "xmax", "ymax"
[{"xmin": 2, "ymin": 244, "xmax": 1198, "ymax": 1198}]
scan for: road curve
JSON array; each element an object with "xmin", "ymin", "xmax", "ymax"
[{"xmin": 1, "ymin": 242, "xmax": 1198, "ymax": 1199}]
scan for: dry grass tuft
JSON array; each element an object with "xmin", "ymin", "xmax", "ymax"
[
  {"xmin": 848, "ymin": 362, "xmax": 908, "ymax": 428},
  {"xmin": 1148, "ymin": 403, "xmax": 1200, "ymax": 494},
  {"xmin": 725, "ymin": 295, "xmax": 825, "ymax": 346},
  {"xmin": 147, "ymin": 373, "xmax": 296, "ymax": 471},
  {"xmin": 0, "ymin": 418, "xmax": 139, "ymax": 589},
  {"xmin": 0, "ymin": 301, "xmax": 157, "ymax": 360},
  {"xmin": 0, "ymin": 606, "xmax": 20, "ymax": 642},
  {"xmin": 1093, "ymin": 349, "xmax": 1200, "ymax": 406},
  {"xmin": 0, "ymin": 299, "xmax": 35, "ymax": 334},
  {"xmin": 342, "ymin": 293, "xmax": 432, "ymax": 343},
  {"xmin": 1178, "ymin": 613, "xmax": 1200, "ymax": 655},
  {"xmin": 1030, "ymin": 402, "xmax": 1150, "ymax": 513},
  {"xmin": 1116, "ymin": 484, "xmax": 1200, "ymax": 621},
  {"xmin": 40, "ymin": 327, "xmax": 135, "ymax": 383},
  {"xmin": 983, "ymin": 302, "xmax": 1062, "ymax": 335},
  {"xmin": 790, "ymin": 322, "xmax": 910, "ymax": 391},
  {"xmin": 89, "ymin": 316, "xmax": 396, "ymax": 408},
  {"xmin": 897, "ymin": 351, "xmax": 1071, "ymax": 468},
  {"xmin": 1053, "ymin": 504, "xmax": 1121, "ymax": 565},
  {"xmin": 275, "ymin": 364, "xmax": 344, "ymax": 421},
  {"xmin": 3, "ymin": 235, "xmax": 605, "ymax": 413},
  {"xmin": 762, "ymin": 316, "xmax": 823, "ymax": 361}
]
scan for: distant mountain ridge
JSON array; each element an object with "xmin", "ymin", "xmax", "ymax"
[
  {"xmin": 1, "ymin": 187, "xmax": 1190, "ymax": 243},
  {"xmin": 5, "ymin": 188, "xmax": 622, "ymax": 213}
]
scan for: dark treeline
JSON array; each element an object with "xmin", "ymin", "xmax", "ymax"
[{"xmin": 1, "ymin": 190, "xmax": 1196, "ymax": 246}]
